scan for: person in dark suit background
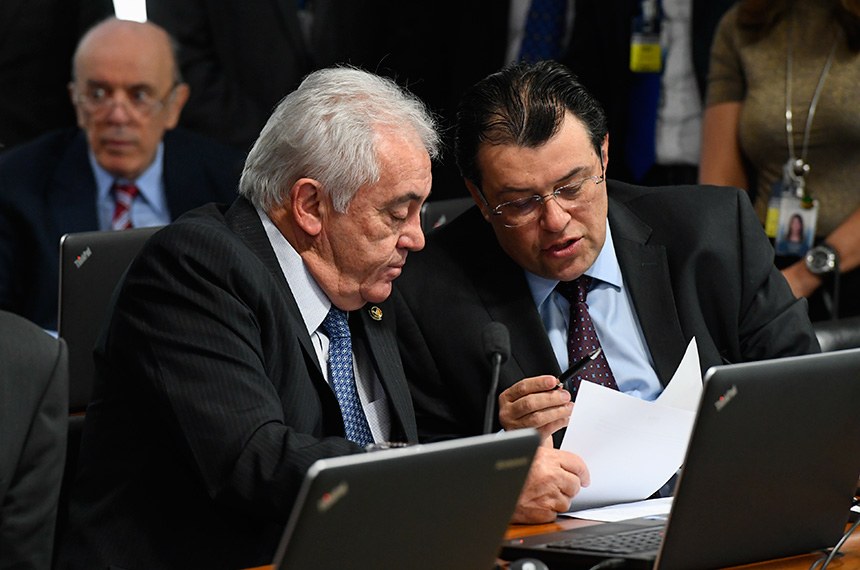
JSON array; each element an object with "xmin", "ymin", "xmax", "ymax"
[
  {"xmin": 394, "ymin": 60, "xmax": 818, "ymax": 523},
  {"xmin": 565, "ymin": 0, "xmax": 735, "ymax": 185},
  {"xmin": 57, "ymin": 66, "xmax": 439, "ymax": 570},
  {"xmin": 144, "ymin": 1, "xmax": 552, "ymax": 200},
  {"xmin": 0, "ymin": 310, "xmax": 68, "ymax": 570},
  {"xmin": 0, "ymin": 0, "xmax": 113, "ymax": 151},
  {"xmin": 0, "ymin": 17, "xmax": 243, "ymax": 332},
  {"xmin": 145, "ymin": 0, "xmax": 315, "ymax": 154},
  {"xmin": 313, "ymin": 1, "xmax": 512, "ymax": 200}
]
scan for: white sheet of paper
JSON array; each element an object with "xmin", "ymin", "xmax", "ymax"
[
  {"xmin": 563, "ymin": 497, "xmax": 673, "ymax": 522},
  {"xmin": 654, "ymin": 337, "xmax": 702, "ymax": 412},
  {"xmin": 560, "ymin": 338, "xmax": 702, "ymax": 511}
]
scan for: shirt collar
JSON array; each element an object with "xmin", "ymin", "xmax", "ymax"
[
  {"xmin": 526, "ymin": 219, "xmax": 622, "ymax": 306},
  {"xmin": 255, "ymin": 205, "xmax": 331, "ymax": 335},
  {"xmin": 90, "ymin": 142, "xmax": 166, "ymax": 212}
]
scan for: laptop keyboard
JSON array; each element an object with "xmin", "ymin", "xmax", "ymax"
[{"xmin": 546, "ymin": 527, "xmax": 664, "ymax": 554}]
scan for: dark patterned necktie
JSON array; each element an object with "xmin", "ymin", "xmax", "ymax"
[
  {"xmin": 321, "ymin": 307, "xmax": 374, "ymax": 447},
  {"xmin": 556, "ymin": 276, "xmax": 618, "ymax": 400},
  {"xmin": 111, "ymin": 182, "xmax": 139, "ymax": 230},
  {"xmin": 518, "ymin": 0, "xmax": 567, "ymax": 63}
]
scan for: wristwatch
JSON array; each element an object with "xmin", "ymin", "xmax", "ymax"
[{"xmin": 805, "ymin": 243, "xmax": 839, "ymax": 275}]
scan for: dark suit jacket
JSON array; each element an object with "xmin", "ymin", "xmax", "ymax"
[
  {"xmin": 0, "ymin": 0, "xmax": 112, "ymax": 150},
  {"xmin": 145, "ymin": 0, "xmax": 313, "ymax": 153},
  {"xmin": 0, "ymin": 311, "xmax": 68, "ymax": 570},
  {"xmin": 565, "ymin": 0, "xmax": 735, "ymax": 182},
  {"xmin": 0, "ymin": 127, "xmax": 243, "ymax": 331},
  {"xmin": 312, "ymin": 0, "xmax": 510, "ymax": 201},
  {"xmin": 394, "ymin": 182, "xmax": 819, "ymax": 441},
  {"xmin": 57, "ymin": 197, "xmax": 418, "ymax": 570}
]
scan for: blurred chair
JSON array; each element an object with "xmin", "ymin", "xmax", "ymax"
[
  {"xmin": 813, "ymin": 316, "xmax": 860, "ymax": 352},
  {"xmin": 0, "ymin": 310, "xmax": 68, "ymax": 570},
  {"xmin": 54, "ymin": 412, "xmax": 85, "ymax": 564},
  {"xmin": 420, "ymin": 197, "xmax": 474, "ymax": 232},
  {"xmin": 53, "ymin": 226, "xmax": 161, "ymax": 560},
  {"xmin": 58, "ymin": 226, "xmax": 162, "ymax": 412}
]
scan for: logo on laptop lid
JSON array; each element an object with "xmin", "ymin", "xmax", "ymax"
[
  {"xmin": 74, "ymin": 246, "xmax": 92, "ymax": 269},
  {"xmin": 714, "ymin": 384, "xmax": 738, "ymax": 412},
  {"xmin": 317, "ymin": 481, "xmax": 349, "ymax": 513}
]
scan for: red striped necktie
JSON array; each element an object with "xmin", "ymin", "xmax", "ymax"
[{"xmin": 111, "ymin": 182, "xmax": 139, "ymax": 230}]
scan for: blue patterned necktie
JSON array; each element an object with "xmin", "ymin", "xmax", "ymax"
[
  {"xmin": 519, "ymin": 0, "xmax": 568, "ymax": 63},
  {"xmin": 556, "ymin": 276, "xmax": 618, "ymax": 400},
  {"xmin": 321, "ymin": 307, "xmax": 374, "ymax": 447}
]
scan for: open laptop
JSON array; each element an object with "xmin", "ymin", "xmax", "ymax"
[
  {"xmin": 501, "ymin": 348, "xmax": 860, "ymax": 569},
  {"xmin": 272, "ymin": 429, "xmax": 540, "ymax": 570},
  {"xmin": 58, "ymin": 226, "xmax": 162, "ymax": 411}
]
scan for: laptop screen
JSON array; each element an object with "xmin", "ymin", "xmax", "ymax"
[
  {"xmin": 273, "ymin": 430, "xmax": 540, "ymax": 570},
  {"xmin": 501, "ymin": 349, "xmax": 860, "ymax": 569}
]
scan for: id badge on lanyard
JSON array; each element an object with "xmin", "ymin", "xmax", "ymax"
[
  {"xmin": 767, "ymin": 15, "xmax": 837, "ymax": 255},
  {"xmin": 768, "ymin": 159, "xmax": 819, "ymax": 257},
  {"xmin": 630, "ymin": 0, "xmax": 662, "ymax": 73}
]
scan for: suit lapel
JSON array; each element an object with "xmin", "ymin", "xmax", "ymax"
[
  {"xmin": 608, "ymin": 195, "xmax": 686, "ymax": 385},
  {"xmin": 466, "ymin": 211, "xmax": 561, "ymax": 391},
  {"xmin": 50, "ymin": 131, "xmax": 99, "ymax": 235},
  {"xmin": 356, "ymin": 306, "xmax": 418, "ymax": 442},
  {"xmin": 224, "ymin": 198, "xmax": 416, "ymax": 441},
  {"xmin": 224, "ymin": 198, "xmax": 322, "ymax": 378},
  {"xmin": 161, "ymin": 130, "xmax": 222, "ymax": 216}
]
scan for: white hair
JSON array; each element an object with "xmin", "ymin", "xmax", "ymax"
[{"xmin": 239, "ymin": 67, "xmax": 440, "ymax": 212}]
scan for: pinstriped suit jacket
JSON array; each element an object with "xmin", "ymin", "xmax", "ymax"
[{"xmin": 58, "ymin": 197, "xmax": 417, "ymax": 570}]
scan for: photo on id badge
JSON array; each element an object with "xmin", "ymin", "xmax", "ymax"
[{"xmin": 774, "ymin": 196, "xmax": 817, "ymax": 258}]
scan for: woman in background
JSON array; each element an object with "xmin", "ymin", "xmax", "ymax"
[{"xmin": 700, "ymin": 0, "xmax": 860, "ymax": 320}]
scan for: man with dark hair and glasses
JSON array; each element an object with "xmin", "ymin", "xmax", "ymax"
[
  {"xmin": 394, "ymin": 60, "xmax": 819, "ymax": 523},
  {"xmin": 0, "ymin": 17, "xmax": 242, "ymax": 332}
]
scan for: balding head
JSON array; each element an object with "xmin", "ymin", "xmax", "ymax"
[
  {"xmin": 69, "ymin": 18, "xmax": 189, "ymax": 180},
  {"xmin": 73, "ymin": 18, "xmax": 181, "ymax": 85}
]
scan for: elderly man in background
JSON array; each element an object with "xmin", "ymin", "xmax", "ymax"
[{"xmin": 0, "ymin": 17, "xmax": 242, "ymax": 331}]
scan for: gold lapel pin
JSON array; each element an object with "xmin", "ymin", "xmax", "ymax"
[{"xmin": 368, "ymin": 306, "xmax": 383, "ymax": 321}]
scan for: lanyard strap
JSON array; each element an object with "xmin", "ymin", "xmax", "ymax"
[{"xmin": 785, "ymin": 14, "xmax": 841, "ymax": 180}]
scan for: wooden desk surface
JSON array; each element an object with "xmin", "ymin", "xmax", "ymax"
[
  {"xmin": 504, "ymin": 518, "xmax": 860, "ymax": 569},
  {"xmin": 250, "ymin": 518, "xmax": 859, "ymax": 570}
]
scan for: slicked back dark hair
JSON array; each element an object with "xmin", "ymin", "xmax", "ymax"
[{"xmin": 455, "ymin": 60, "xmax": 608, "ymax": 187}]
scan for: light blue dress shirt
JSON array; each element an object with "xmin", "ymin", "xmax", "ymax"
[
  {"xmin": 526, "ymin": 220, "xmax": 663, "ymax": 401},
  {"xmin": 90, "ymin": 143, "xmax": 171, "ymax": 230}
]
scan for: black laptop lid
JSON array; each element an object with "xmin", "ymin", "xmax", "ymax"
[
  {"xmin": 656, "ymin": 348, "xmax": 860, "ymax": 568},
  {"xmin": 273, "ymin": 430, "xmax": 540, "ymax": 570},
  {"xmin": 500, "ymin": 349, "xmax": 860, "ymax": 569},
  {"xmin": 58, "ymin": 226, "xmax": 162, "ymax": 411}
]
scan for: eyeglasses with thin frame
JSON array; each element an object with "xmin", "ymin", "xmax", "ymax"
[
  {"xmin": 70, "ymin": 82, "xmax": 178, "ymax": 119},
  {"xmin": 480, "ymin": 161, "xmax": 606, "ymax": 228}
]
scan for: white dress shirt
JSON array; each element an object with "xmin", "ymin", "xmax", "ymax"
[{"xmin": 257, "ymin": 207, "xmax": 392, "ymax": 442}]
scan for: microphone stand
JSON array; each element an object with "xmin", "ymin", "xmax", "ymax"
[{"xmin": 483, "ymin": 351, "xmax": 502, "ymax": 434}]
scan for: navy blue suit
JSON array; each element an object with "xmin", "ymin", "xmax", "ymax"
[{"xmin": 0, "ymin": 128, "xmax": 243, "ymax": 330}]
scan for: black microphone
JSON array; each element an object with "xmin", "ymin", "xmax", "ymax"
[{"xmin": 482, "ymin": 322, "xmax": 511, "ymax": 434}]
